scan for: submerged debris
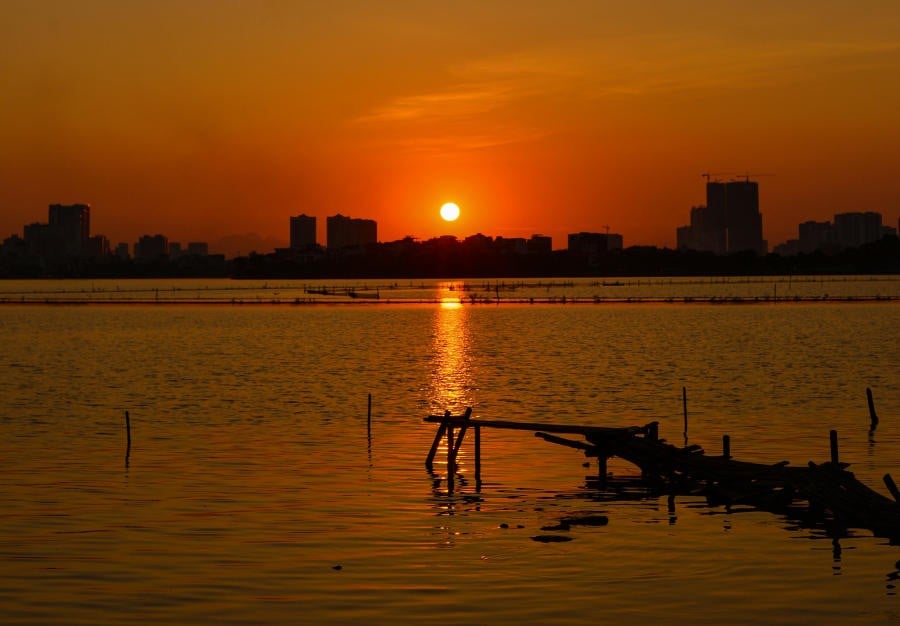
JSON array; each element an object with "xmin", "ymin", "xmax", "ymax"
[{"xmin": 531, "ymin": 535, "xmax": 573, "ymax": 543}]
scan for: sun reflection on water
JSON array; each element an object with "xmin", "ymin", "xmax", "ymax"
[{"xmin": 429, "ymin": 282, "xmax": 474, "ymax": 414}]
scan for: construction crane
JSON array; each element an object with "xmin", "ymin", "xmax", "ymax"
[{"xmin": 736, "ymin": 172, "xmax": 775, "ymax": 182}]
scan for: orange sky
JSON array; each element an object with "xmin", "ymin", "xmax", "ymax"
[{"xmin": 1, "ymin": 1, "xmax": 899, "ymax": 253}]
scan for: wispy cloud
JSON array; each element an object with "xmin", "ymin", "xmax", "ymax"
[
  {"xmin": 351, "ymin": 36, "xmax": 900, "ymax": 152},
  {"xmin": 354, "ymin": 84, "xmax": 520, "ymax": 125},
  {"xmin": 352, "ymin": 49, "xmax": 581, "ymax": 151}
]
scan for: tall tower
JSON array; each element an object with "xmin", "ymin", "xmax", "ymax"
[
  {"xmin": 706, "ymin": 181, "xmax": 765, "ymax": 255},
  {"xmin": 290, "ymin": 214, "xmax": 317, "ymax": 249},
  {"xmin": 48, "ymin": 203, "xmax": 90, "ymax": 256}
]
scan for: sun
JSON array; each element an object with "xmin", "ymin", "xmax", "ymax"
[{"xmin": 440, "ymin": 202, "xmax": 460, "ymax": 222}]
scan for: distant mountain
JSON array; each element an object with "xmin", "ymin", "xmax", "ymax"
[{"xmin": 211, "ymin": 233, "xmax": 288, "ymax": 259}]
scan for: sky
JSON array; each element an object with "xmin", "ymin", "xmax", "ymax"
[{"xmin": 1, "ymin": 1, "xmax": 899, "ymax": 253}]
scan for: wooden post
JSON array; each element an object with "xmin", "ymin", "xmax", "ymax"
[
  {"xmin": 447, "ymin": 425, "xmax": 455, "ymax": 474},
  {"xmin": 646, "ymin": 421, "xmax": 659, "ymax": 442},
  {"xmin": 723, "ymin": 434, "xmax": 731, "ymax": 460},
  {"xmin": 884, "ymin": 474, "xmax": 900, "ymax": 503},
  {"xmin": 451, "ymin": 424, "xmax": 467, "ymax": 461},
  {"xmin": 682, "ymin": 387, "xmax": 688, "ymax": 438},
  {"xmin": 449, "ymin": 407, "xmax": 472, "ymax": 467},
  {"xmin": 125, "ymin": 410, "xmax": 132, "ymax": 448},
  {"xmin": 367, "ymin": 393, "xmax": 372, "ymax": 435},
  {"xmin": 867, "ymin": 387, "xmax": 879, "ymax": 428},
  {"xmin": 425, "ymin": 413, "xmax": 449, "ymax": 469},
  {"xmin": 598, "ymin": 455, "xmax": 608, "ymax": 482},
  {"xmin": 125, "ymin": 410, "xmax": 132, "ymax": 468},
  {"xmin": 474, "ymin": 425, "xmax": 481, "ymax": 483},
  {"xmin": 829, "ymin": 429, "xmax": 839, "ymax": 465}
]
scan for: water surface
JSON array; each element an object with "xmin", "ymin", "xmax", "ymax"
[{"xmin": 1, "ymin": 281, "xmax": 899, "ymax": 625}]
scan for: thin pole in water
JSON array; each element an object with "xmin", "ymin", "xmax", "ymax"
[
  {"xmin": 474, "ymin": 425, "xmax": 481, "ymax": 486},
  {"xmin": 830, "ymin": 430, "xmax": 839, "ymax": 465},
  {"xmin": 867, "ymin": 387, "xmax": 879, "ymax": 430},
  {"xmin": 682, "ymin": 387, "xmax": 688, "ymax": 441},
  {"xmin": 125, "ymin": 410, "xmax": 132, "ymax": 468}
]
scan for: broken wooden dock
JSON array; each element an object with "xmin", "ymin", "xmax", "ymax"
[{"xmin": 424, "ymin": 409, "xmax": 900, "ymax": 540}]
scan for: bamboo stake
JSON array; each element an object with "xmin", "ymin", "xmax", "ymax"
[
  {"xmin": 125, "ymin": 410, "xmax": 132, "ymax": 468},
  {"xmin": 867, "ymin": 387, "xmax": 879, "ymax": 429},
  {"xmin": 425, "ymin": 411, "xmax": 450, "ymax": 469},
  {"xmin": 474, "ymin": 425, "xmax": 481, "ymax": 484},
  {"xmin": 830, "ymin": 430, "xmax": 839, "ymax": 466}
]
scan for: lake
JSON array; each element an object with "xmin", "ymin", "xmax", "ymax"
[{"xmin": 1, "ymin": 277, "xmax": 899, "ymax": 625}]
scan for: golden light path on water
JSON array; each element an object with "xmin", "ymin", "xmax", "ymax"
[{"xmin": 430, "ymin": 282, "xmax": 473, "ymax": 415}]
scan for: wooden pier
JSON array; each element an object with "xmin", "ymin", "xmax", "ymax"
[{"xmin": 424, "ymin": 409, "xmax": 900, "ymax": 540}]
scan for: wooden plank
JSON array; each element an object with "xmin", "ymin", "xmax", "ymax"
[
  {"xmin": 425, "ymin": 415, "xmax": 642, "ymax": 437},
  {"xmin": 534, "ymin": 431, "xmax": 596, "ymax": 451}
]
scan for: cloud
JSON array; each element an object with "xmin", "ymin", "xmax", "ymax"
[
  {"xmin": 351, "ymin": 48, "xmax": 583, "ymax": 151},
  {"xmin": 351, "ymin": 35, "xmax": 900, "ymax": 153}
]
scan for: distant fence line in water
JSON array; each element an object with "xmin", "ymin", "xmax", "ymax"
[
  {"xmin": 2, "ymin": 295, "xmax": 899, "ymax": 306},
  {"xmin": 0, "ymin": 276, "xmax": 897, "ymax": 305}
]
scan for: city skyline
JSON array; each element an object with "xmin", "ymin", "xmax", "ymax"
[
  {"xmin": 5, "ymin": 195, "xmax": 895, "ymax": 266},
  {"xmin": 1, "ymin": 2, "xmax": 899, "ymax": 252}
]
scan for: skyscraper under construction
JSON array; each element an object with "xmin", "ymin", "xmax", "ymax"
[{"xmin": 677, "ymin": 180, "xmax": 766, "ymax": 255}]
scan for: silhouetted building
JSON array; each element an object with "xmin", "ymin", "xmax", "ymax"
[
  {"xmin": 84, "ymin": 235, "xmax": 110, "ymax": 259},
  {"xmin": 135, "ymin": 234, "xmax": 169, "ymax": 261},
  {"xmin": 48, "ymin": 203, "xmax": 90, "ymax": 256},
  {"xmin": 677, "ymin": 181, "xmax": 766, "ymax": 255},
  {"xmin": 187, "ymin": 242, "xmax": 209, "ymax": 256},
  {"xmin": 1, "ymin": 234, "xmax": 26, "ymax": 258},
  {"xmin": 290, "ymin": 214, "xmax": 317, "ymax": 249},
  {"xmin": 495, "ymin": 236, "xmax": 528, "ymax": 254},
  {"xmin": 115, "ymin": 243, "xmax": 130, "ymax": 260},
  {"xmin": 326, "ymin": 214, "xmax": 377, "ymax": 250},
  {"xmin": 833, "ymin": 212, "xmax": 883, "ymax": 249},
  {"xmin": 527, "ymin": 235, "xmax": 552, "ymax": 254},
  {"xmin": 169, "ymin": 242, "xmax": 183, "ymax": 259},
  {"xmin": 798, "ymin": 220, "xmax": 835, "ymax": 253},
  {"xmin": 463, "ymin": 233, "xmax": 493, "ymax": 252},
  {"xmin": 774, "ymin": 212, "xmax": 894, "ymax": 255},
  {"xmin": 568, "ymin": 232, "xmax": 623, "ymax": 255},
  {"xmin": 23, "ymin": 223, "xmax": 56, "ymax": 260}
]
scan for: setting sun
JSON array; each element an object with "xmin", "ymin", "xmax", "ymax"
[{"xmin": 440, "ymin": 202, "xmax": 460, "ymax": 222}]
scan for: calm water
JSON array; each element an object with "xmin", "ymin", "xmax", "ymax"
[{"xmin": 1, "ymin": 279, "xmax": 899, "ymax": 625}]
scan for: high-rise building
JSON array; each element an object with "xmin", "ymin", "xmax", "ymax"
[
  {"xmin": 48, "ymin": 203, "xmax": 90, "ymax": 256},
  {"xmin": 290, "ymin": 214, "xmax": 317, "ymax": 249},
  {"xmin": 711, "ymin": 181, "xmax": 764, "ymax": 254},
  {"xmin": 676, "ymin": 180, "xmax": 766, "ymax": 255},
  {"xmin": 326, "ymin": 214, "xmax": 377, "ymax": 250},
  {"xmin": 833, "ymin": 212, "xmax": 883, "ymax": 249},
  {"xmin": 134, "ymin": 234, "xmax": 169, "ymax": 261}
]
